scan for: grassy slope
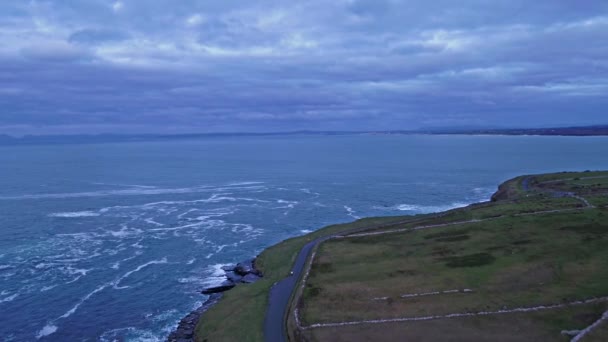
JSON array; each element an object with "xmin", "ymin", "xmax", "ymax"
[{"xmin": 299, "ymin": 171, "xmax": 608, "ymax": 341}]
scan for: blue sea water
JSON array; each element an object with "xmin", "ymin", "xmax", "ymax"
[{"xmin": 1, "ymin": 134, "xmax": 607, "ymax": 341}]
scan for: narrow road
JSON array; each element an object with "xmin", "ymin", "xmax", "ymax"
[{"xmin": 264, "ymin": 236, "xmax": 331, "ymax": 342}]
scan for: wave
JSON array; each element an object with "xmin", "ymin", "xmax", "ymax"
[
  {"xmin": 36, "ymin": 324, "xmax": 57, "ymax": 339},
  {"xmin": 40, "ymin": 285, "xmax": 57, "ymax": 292},
  {"xmin": 226, "ymin": 181, "xmax": 264, "ymax": 186},
  {"xmin": 92, "ymin": 182, "xmax": 158, "ymax": 189},
  {"xmin": 0, "ymin": 183, "xmax": 266, "ymax": 201},
  {"xmin": 37, "ymin": 258, "xmax": 170, "ymax": 338},
  {"xmin": 113, "ymin": 258, "xmax": 168, "ymax": 289},
  {"xmin": 0, "ymin": 293, "xmax": 18, "ymax": 303},
  {"xmin": 393, "ymin": 202, "xmax": 470, "ymax": 213},
  {"xmin": 200, "ymin": 263, "xmax": 232, "ymax": 287},
  {"xmin": 373, "ymin": 201, "xmax": 470, "ymax": 214},
  {"xmin": 344, "ymin": 205, "xmax": 360, "ymax": 219},
  {"xmin": 49, "ymin": 211, "xmax": 100, "ymax": 218},
  {"xmin": 59, "ymin": 283, "xmax": 109, "ymax": 319},
  {"xmin": 99, "ymin": 327, "xmax": 161, "ymax": 342},
  {"xmin": 110, "ymin": 254, "xmax": 139, "ymax": 270}
]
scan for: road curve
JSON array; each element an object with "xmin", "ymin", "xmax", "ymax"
[{"xmin": 264, "ymin": 236, "xmax": 330, "ymax": 342}]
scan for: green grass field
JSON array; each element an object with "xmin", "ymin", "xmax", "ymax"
[
  {"xmin": 195, "ymin": 170, "xmax": 608, "ymax": 341},
  {"xmin": 296, "ymin": 171, "xmax": 608, "ymax": 341}
]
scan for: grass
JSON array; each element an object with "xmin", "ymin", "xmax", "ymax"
[
  {"xmin": 296, "ymin": 170, "xmax": 608, "ymax": 341},
  {"xmin": 195, "ymin": 170, "xmax": 608, "ymax": 341},
  {"xmin": 300, "ymin": 210, "xmax": 608, "ymax": 324},
  {"xmin": 299, "ymin": 303, "xmax": 608, "ymax": 342},
  {"xmin": 194, "ymin": 216, "xmax": 418, "ymax": 341}
]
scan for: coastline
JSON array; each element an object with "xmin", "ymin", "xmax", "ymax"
[
  {"xmin": 170, "ymin": 204, "xmax": 486, "ymax": 341},
  {"xmin": 168, "ymin": 293, "xmax": 223, "ymax": 341},
  {"xmin": 168, "ymin": 259, "xmax": 264, "ymax": 341}
]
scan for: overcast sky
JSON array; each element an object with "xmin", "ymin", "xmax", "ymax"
[{"xmin": 1, "ymin": 1, "xmax": 607, "ymax": 135}]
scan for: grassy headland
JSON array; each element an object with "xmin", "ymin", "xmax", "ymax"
[
  {"xmin": 196, "ymin": 170, "xmax": 608, "ymax": 341},
  {"xmin": 296, "ymin": 171, "xmax": 608, "ymax": 341}
]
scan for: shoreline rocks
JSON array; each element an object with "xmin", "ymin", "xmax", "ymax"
[
  {"xmin": 167, "ymin": 293, "xmax": 223, "ymax": 342},
  {"xmin": 167, "ymin": 258, "xmax": 263, "ymax": 342}
]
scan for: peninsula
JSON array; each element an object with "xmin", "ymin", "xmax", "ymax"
[{"xmin": 194, "ymin": 170, "xmax": 608, "ymax": 341}]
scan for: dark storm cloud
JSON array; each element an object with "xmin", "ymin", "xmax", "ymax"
[{"xmin": 0, "ymin": 0, "xmax": 607, "ymax": 134}]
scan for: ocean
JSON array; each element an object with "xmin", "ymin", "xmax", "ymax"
[{"xmin": 1, "ymin": 134, "xmax": 607, "ymax": 341}]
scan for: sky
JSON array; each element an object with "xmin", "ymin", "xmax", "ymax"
[{"xmin": 0, "ymin": 1, "xmax": 607, "ymax": 135}]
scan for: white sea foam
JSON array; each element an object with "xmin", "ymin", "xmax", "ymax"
[
  {"xmin": 1, "ymin": 183, "xmax": 265, "ymax": 201},
  {"xmin": 92, "ymin": 182, "xmax": 157, "ymax": 189},
  {"xmin": 177, "ymin": 276, "xmax": 204, "ymax": 284},
  {"xmin": 300, "ymin": 229, "xmax": 312, "ymax": 234},
  {"xmin": 344, "ymin": 205, "xmax": 360, "ymax": 219},
  {"xmin": 144, "ymin": 218, "xmax": 164, "ymax": 226},
  {"xmin": 131, "ymin": 241, "xmax": 144, "ymax": 249},
  {"xmin": 151, "ymin": 309, "xmax": 178, "ymax": 322},
  {"xmin": 200, "ymin": 263, "xmax": 231, "ymax": 287},
  {"xmin": 36, "ymin": 324, "xmax": 57, "ymax": 339},
  {"xmin": 63, "ymin": 267, "xmax": 92, "ymax": 284},
  {"xmin": 49, "ymin": 211, "xmax": 100, "ymax": 218},
  {"xmin": 107, "ymin": 227, "xmax": 143, "ymax": 238},
  {"xmin": 113, "ymin": 258, "xmax": 168, "ymax": 289},
  {"xmin": 300, "ymin": 188, "xmax": 320, "ymax": 196},
  {"xmin": 99, "ymin": 327, "xmax": 161, "ymax": 342},
  {"xmin": 40, "ymin": 285, "xmax": 57, "ymax": 292},
  {"xmin": 227, "ymin": 181, "xmax": 264, "ymax": 186},
  {"xmin": 472, "ymin": 186, "xmax": 496, "ymax": 200},
  {"xmin": 177, "ymin": 209, "xmax": 198, "ymax": 219},
  {"xmin": 0, "ymin": 293, "xmax": 18, "ymax": 303},
  {"xmin": 43, "ymin": 256, "xmax": 169, "ymax": 338},
  {"xmin": 187, "ymin": 258, "xmax": 196, "ymax": 265},
  {"xmin": 375, "ymin": 202, "xmax": 470, "ymax": 214},
  {"xmin": 60, "ymin": 283, "xmax": 109, "ymax": 319}
]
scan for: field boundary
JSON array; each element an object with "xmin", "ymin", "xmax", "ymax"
[{"xmin": 300, "ymin": 297, "xmax": 608, "ymax": 330}]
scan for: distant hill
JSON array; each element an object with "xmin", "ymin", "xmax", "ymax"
[
  {"xmin": 421, "ymin": 125, "xmax": 608, "ymax": 136},
  {"xmin": 1, "ymin": 125, "xmax": 607, "ymax": 146}
]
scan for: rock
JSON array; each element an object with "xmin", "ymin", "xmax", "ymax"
[
  {"xmin": 201, "ymin": 281, "xmax": 235, "ymax": 294},
  {"xmin": 167, "ymin": 293, "xmax": 223, "ymax": 342},
  {"xmin": 561, "ymin": 330, "xmax": 580, "ymax": 337},
  {"xmin": 234, "ymin": 260, "xmax": 254, "ymax": 276},
  {"xmin": 241, "ymin": 273, "xmax": 261, "ymax": 284},
  {"xmin": 221, "ymin": 265, "xmax": 236, "ymax": 272},
  {"xmin": 170, "ymin": 257, "xmax": 264, "ymax": 341},
  {"xmin": 225, "ymin": 271, "xmax": 243, "ymax": 283}
]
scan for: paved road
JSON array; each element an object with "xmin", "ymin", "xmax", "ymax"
[{"xmin": 264, "ymin": 236, "xmax": 331, "ymax": 342}]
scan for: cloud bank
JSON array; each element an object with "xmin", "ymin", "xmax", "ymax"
[{"xmin": 0, "ymin": 0, "xmax": 607, "ymax": 134}]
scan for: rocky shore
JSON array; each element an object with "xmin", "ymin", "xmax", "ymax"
[{"xmin": 167, "ymin": 258, "xmax": 263, "ymax": 342}]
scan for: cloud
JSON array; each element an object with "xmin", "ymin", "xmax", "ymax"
[
  {"xmin": 112, "ymin": 1, "xmax": 124, "ymax": 13},
  {"xmin": 69, "ymin": 29, "xmax": 131, "ymax": 45},
  {"xmin": 20, "ymin": 41, "xmax": 90, "ymax": 62},
  {"xmin": 0, "ymin": 0, "xmax": 607, "ymax": 134}
]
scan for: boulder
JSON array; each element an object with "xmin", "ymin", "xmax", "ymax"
[
  {"xmin": 221, "ymin": 265, "xmax": 236, "ymax": 272},
  {"xmin": 201, "ymin": 280, "xmax": 235, "ymax": 294},
  {"xmin": 225, "ymin": 271, "xmax": 243, "ymax": 283},
  {"xmin": 234, "ymin": 260, "xmax": 254, "ymax": 276}
]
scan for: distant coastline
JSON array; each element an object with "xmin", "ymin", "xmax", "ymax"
[{"xmin": 1, "ymin": 125, "xmax": 608, "ymax": 146}]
